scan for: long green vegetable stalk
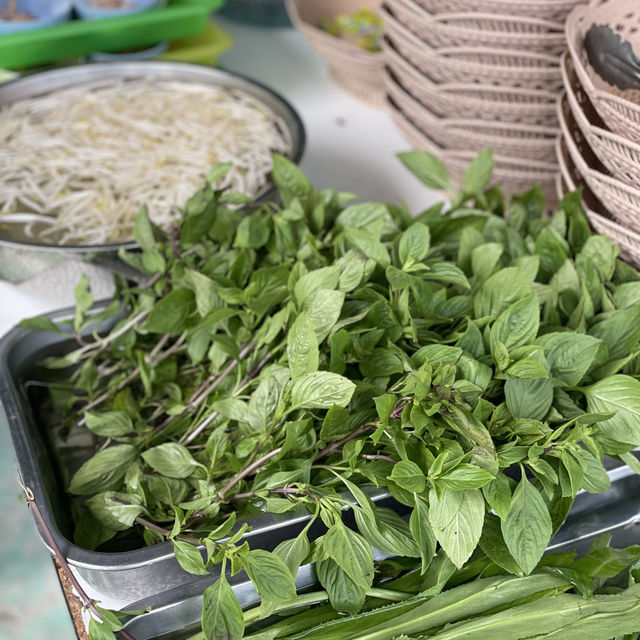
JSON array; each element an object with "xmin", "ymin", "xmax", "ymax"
[
  {"xmin": 239, "ymin": 545, "xmax": 640, "ymax": 640},
  {"xmin": 22, "ymin": 150, "xmax": 640, "ymax": 640}
]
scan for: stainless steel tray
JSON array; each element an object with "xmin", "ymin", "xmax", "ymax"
[
  {"xmin": 0, "ymin": 308, "xmax": 395, "ymax": 604},
  {"xmin": 1, "ymin": 307, "xmax": 638, "ymax": 605},
  {"xmin": 119, "ymin": 470, "xmax": 640, "ymax": 640}
]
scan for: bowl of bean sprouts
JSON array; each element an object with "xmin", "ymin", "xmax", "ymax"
[
  {"xmin": 0, "ymin": 61, "xmax": 305, "ymax": 254},
  {"xmin": 73, "ymin": 0, "xmax": 158, "ymax": 21},
  {"xmin": 0, "ymin": 0, "xmax": 72, "ymax": 34}
]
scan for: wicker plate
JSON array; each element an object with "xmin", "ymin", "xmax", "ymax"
[
  {"xmin": 384, "ymin": 42, "xmax": 559, "ymax": 126},
  {"xmin": 388, "ymin": 94, "xmax": 559, "ymax": 201},
  {"xmin": 413, "ymin": 0, "xmax": 584, "ymax": 21},
  {"xmin": 387, "ymin": 0, "xmax": 566, "ymax": 54},
  {"xmin": 382, "ymin": 5, "xmax": 562, "ymax": 90},
  {"xmin": 558, "ymin": 91, "xmax": 640, "ymax": 234},
  {"xmin": 562, "ymin": 52, "xmax": 640, "ymax": 188},
  {"xmin": 556, "ymin": 134, "xmax": 640, "ymax": 267},
  {"xmin": 566, "ymin": 2, "xmax": 640, "ymax": 142},
  {"xmin": 384, "ymin": 67, "xmax": 557, "ymax": 161},
  {"xmin": 284, "ymin": 0, "xmax": 385, "ymax": 105}
]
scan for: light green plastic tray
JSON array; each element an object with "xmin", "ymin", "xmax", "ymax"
[{"xmin": 0, "ymin": 0, "xmax": 224, "ymax": 70}]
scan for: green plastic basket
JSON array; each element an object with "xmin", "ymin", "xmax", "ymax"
[{"xmin": 0, "ymin": 0, "xmax": 224, "ymax": 69}]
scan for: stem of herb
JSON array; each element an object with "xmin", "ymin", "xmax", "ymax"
[
  {"xmin": 96, "ymin": 309, "xmax": 149, "ymax": 353},
  {"xmin": 187, "ymin": 342, "xmax": 255, "ymax": 407},
  {"xmin": 134, "ymin": 515, "xmax": 202, "ymax": 546},
  {"xmin": 217, "ymin": 447, "xmax": 283, "ymax": 499},
  {"xmin": 314, "ymin": 424, "xmax": 377, "ymax": 461},
  {"xmin": 182, "ymin": 341, "xmax": 279, "ymax": 445},
  {"xmin": 228, "ymin": 486, "xmax": 309, "ymax": 502},
  {"xmin": 82, "ymin": 333, "xmax": 183, "ymax": 414},
  {"xmin": 362, "ymin": 454, "xmax": 397, "ymax": 464}
]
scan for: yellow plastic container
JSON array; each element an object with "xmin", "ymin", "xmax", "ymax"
[{"xmin": 157, "ymin": 19, "xmax": 233, "ymax": 65}]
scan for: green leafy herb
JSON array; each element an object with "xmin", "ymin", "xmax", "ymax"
[{"xmin": 23, "ymin": 151, "xmax": 640, "ymax": 640}]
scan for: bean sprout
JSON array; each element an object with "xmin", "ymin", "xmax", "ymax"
[{"xmin": 0, "ymin": 79, "xmax": 292, "ymax": 245}]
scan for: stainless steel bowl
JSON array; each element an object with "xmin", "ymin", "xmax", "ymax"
[{"xmin": 0, "ymin": 61, "xmax": 305, "ymax": 278}]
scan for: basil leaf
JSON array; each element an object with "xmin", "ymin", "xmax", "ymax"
[
  {"xmin": 88, "ymin": 618, "xmax": 117, "ymax": 640},
  {"xmin": 398, "ymin": 150, "xmax": 451, "ymax": 190},
  {"xmin": 575, "ymin": 447, "xmax": 610, "ymax": 494},
  {"xmin": 389, "ymin": 460, "xmax": 426, "ymax": 493},
  {"xmin": 423, "ymin": 263, "xmax": 470, "ymax": 289},
  {"xmin": 463, "ymin": 148, "xmax": 493, "ymax": 194},
  {"xmin": 490, "ymin": 293, "xmax": 539, "ymax": 353},
  {"xmin": 344, "ymin": 227, "xmax": 390, "ymax": 267},
  {"xmin": 613, "ymin": 282, "xmax": 640, "ymax": 309},
  {"xmin": 323, "ymin": 522, "xmax": 374, "ymax": 589},
  {"xmin": 471, "ymin": 242, "xmax": 503, "ymax": 282},
  {"xmin": 535, "ymin": 226, "xmax": 569, "ymax": 282},
  {"xmin": 505, "ymin": 359, "xmax": 549, "ymax": 380},
  {"xmin": 536, "ymin": 333, "xmax": 606, "ymax": 387},
  {"xmin": 573, "ymin": 545, "xmax": 640, "ymax": 578},
  {"xmin": 272, "ymin": 153, "xmax": 313, "ymax": 209},
  {"xmin": 18, "ymin": 316, "xmax": 65, "ymax": 334},
  {"xmin": 504, "ymin": 378, "xmax": 553, "ymax": 421},
  {"xmin": 74, "ymin": 274, "xmax": 94, "ymax": 332},
  {"xmin": 429, "ymin": 488, "xmax": 484, "ymax": 568},
  {"xmin": 84, "ymin": 411, "xmax": 134, "ymax": 437},
  {"xmin": 173, "ymin": 540, "xmax": 208, "ymax": 576},
  {"xmin": 145, "ymin": 288, "xmax": 196, "ymax": 334},
  {"xmin": 201, "ymin": 575, "xmax": 244, "ymax": 640},
  {"xmin": 482, "ymin": 472, "xmax": 512, "ymax": 520},
  {"xmin": 354, "ymin": 505, "xmax": 420, "ymax": 558},
  {"xmin": 316, "ymin": 557, "xmax": 367, "ymax": 616},
  {"xmin": 274, "ymin": 531, "xmax": 310, "ymax": 578},
  {"xmin": 243, "ymin": 550, "xmax": 297, "ymax": 614},
  {"xmin": 68, "ymin": 445, "xmax": 138, "ymax": 495},
  {"xmin": 410, "ymin": 494, "xmax": 437, "ymax": 574},
  {"xmin": 336, "ymin": 202, "xmax": 389, "ymax": 231},
  {"xmin": 474, "ymin": 267, "xmax": 533, "ymax": 318},
  {"xmin": 294, "ymin": 266, "xmax": 339, "ymax": 306},
  {"xmin": 306, "ymin": 288, "xmax": 344, "ymax": 343},
  {"xmin": 584, "ymin": 375, "xmax": 640, "ymax": 450},
  {"xmin": 287, "ymin": 312, "xmax": 318, "ymax": 380},
  {"xmin": 501, "ymin": 476, "xmax": 552, "ymax": 574},
  {"xmin": 438, "ymin": 464, "xmax": 494, "ymax": 491},
  {"xmin": 589, "ymin": 305, "xmax": 640, "ymax": 361},
  {"xmin": 399, "ymin": 223, "xmax": 431, "ymax": 265},
  {"xmin": 142, "ymin": 443, "xmax": 198, "ymax": 479},
  {"xmin": 86, "ymin": 491, "xmax": 144, "ymax": 531},
  {"xmin": 319, "ymin": 405, "xmax": 351, "ymax": 441},
  {"xmin": 479, "ymin": 514, "xmax": 522, "ymax": 575},
  {"xmin": 183, "ymin": 270, "xmax": 219, "ymax": 318},
  {"xmin": 145, "ymin": 475, "xmax": 189, "ymax": 505},
  {"xmin": 234, "ymin": 214, "xmax": 270, "ymax": 249},
  {"xmin": 577, "ymin": 235, "xmax": 617, "ymax": 282},
  {"xmin": 290, "ymin": 372, "xmax": 355, "ymax": 409}
]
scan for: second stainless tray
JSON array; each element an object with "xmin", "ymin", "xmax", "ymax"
[{"xmin": 119, "ymin": 469, "xmax": 640, "ymax": 640}]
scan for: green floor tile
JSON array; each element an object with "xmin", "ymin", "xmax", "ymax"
[{"xmin": 0, "ymin": 402, "xmax": 76, "ymax": 639}]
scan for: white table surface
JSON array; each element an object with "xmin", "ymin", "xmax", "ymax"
[{"xmin": 0, "ymin": 17, "xmax": 438, "ymax": 338}]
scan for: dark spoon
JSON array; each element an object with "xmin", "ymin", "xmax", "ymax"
[{"xmin": 584, "ymin": 23, "xmax": 640, "ymax": 91}]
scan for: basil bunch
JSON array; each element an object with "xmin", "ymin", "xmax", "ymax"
[{"xmin": 24, "ymin": 151, "xmax": 640, "ymax": 640}]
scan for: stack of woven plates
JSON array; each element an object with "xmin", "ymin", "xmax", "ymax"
[
  {"xmin": 382, "ymin": 0, "xmax": 585, "ymax": 200},
  {"xmin": 556, "ymin": 1, "xmax": 640, "ymax": 266}
]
